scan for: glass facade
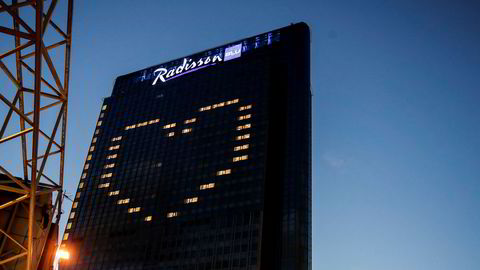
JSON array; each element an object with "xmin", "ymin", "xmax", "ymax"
[{"xmin": 60, "ymin": 22, "xmax": 311, "ymax": 270}]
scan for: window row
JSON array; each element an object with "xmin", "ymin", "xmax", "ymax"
[
  {"xmin": 238, "ymin": 114, "xmax": 251, "ymax": 121},
  {"xmin": 199, "ymin": 99, "xmax": 239, "ymax": 112},
  {"xmin": 125, "ymin": 119, "xmax": 160, "ymax": 130},
  {"xmin": 236, "ymin": 123, "xmax": 251, "ymax": 131},
  {"xmin": 233, "ymin": 155, "xmax": 248, "ymax": 162},
  {"xmin": 238, "ymin": 104, "xmax": 252, "ymax": 111}
]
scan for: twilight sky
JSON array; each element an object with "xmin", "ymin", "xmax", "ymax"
[{"xmin": 1, "ymin": 0, "xmax": 480, "ymax": 269}]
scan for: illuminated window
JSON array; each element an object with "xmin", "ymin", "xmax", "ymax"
[
  {"xmin": 149, "ymin": 119, "xmax": 160, "ymax": 124},
  {"xmin": 236, "ymin": 134, "xmax": 250, "ymax": 140},
  {"xmin": 163, "ymin": 123, "xmax": 176, "ymax": 129},
  {"xmin": 98, "ymin": 183, "xmax": 110, "ymax": 188},
  {"xmin": 111, "ymin": 136, "xmax": 122, "ymax": 142},
  {"xmin": 100, "ymin": 113, "xmax": 104, "ymax": 118},
  {"xmin": 167, "ymin": 212, "xmax": 178, "ymax": 218},
  {"xmin": 97, "ymin": 121, "xmax": 102, "ymax": 127},
  {"xmin": 78, "ymin": 182, "xmax": 84, "ymax": 189},
  {"xmin": 137, "ymin": 121, "xmax": 148, "ymax": 127},
  {"xmin": 236, "ymin": 123, "xmax": 251, "ymax": 131},
  {"xmin": 200, "ymin": 100, "xmax": 241, "ymax": 111},
  {"xmin": 69, "ymin": 212, "xmax": 75, "ymax": 219},
  {"xmin": 128, "ymin": 207, "xmax": 141, "ymax": 213},
  {"xmin": 81, "ymin": 173, "xmax": 87, "ymax": 179},
  {"xmin": 89, "ymin": 146, "xmax": 95, "ymax": 152},
  {"xmin": 117, "ymin": 198, "xmax": 130, "ymax": 204},
  {"xmin": 234, "ymin": 144, "xmax": 249, "ymax": 151},
  {"xmin": 200, "ymin": 183, "xmax": 215, "ymax": 190},
  {"xmin": 67, "ymin": 223, "xmax": 72, "ymax": 229},
  {"xmin": 95, "ymin": 129, "xmax": 100, "ymax": 135},
  {"xmin": 92, "ymin": 137, "xmax": 97, "ymax": 143},
  {"xmin": 184, "ymin": 197, "xmax": 198, "ymax": 204},
  {"xmin": 75, "ymin": 192, "xmax": 81, "ymax": 199},
  {"xmin": 199, "ymin": 105, "xmax": 212, "ymax": 112},
  {"xmin": 239, "ymin": 104, "xmax": 252, "ymax": 111},
  {"xmin": 182, "ymin": 128, "xmax": 192, "ymax": 134},
  {"xmin": 216, "ymin": 169, "xmax": 231, "ymax": 176},
  {"xmin": 108, "ymin": 145, "xmax": 120, "ymax": 150},
  {"xmin": 107, "ymin": 154, "xmax": 117, "ymax": 159},
  {"xmin": 102, "ymin": 105, "xmax": 107, "ymax": 110},
  {"xmin": 104, "ymin": 163, "xmax": 115, "ymax": 169},
  {"xmin": 72, "ymin": 202, "xmax": 78, "ymax": 208},
  {"xmin": 213, "ymin": 102, "xmax": 225, "ymax": 109},
  {"xmin": 108, "ymin": 190, "xmax": 120, "ymax": 196},
  {"xmin": 233, "ymin": 155, "xmax": 248, "ymax": 162},
  {"xmin": 184, "ymin": 118, "xmax": 196, "ymax": 124},
  {"xmin": 86, "ymin": 155, "xmax": 92, "ymax": 161},
  {"xmin": 84, "ymin": 164, "xmax": 89, "ymax": 170},
  {"xmin": 101, "ymin": 173, "xmax": 112, "ymax": 179},
  {"xmin": 227, "ymin": 99, "xmax": 239, "ymax": 105},
  {"xmin": 63, "ymin": 233, "xmax": 69, "ymax": 240},
  {"xmin": 238, "ymin": 114, "xmax": 251, "ymax": 121},
  {"xmin": 167, "ymin": 132, "xmax": 175, "ymax": 137},
  {"xmin": 145, "ymin": 216, "xmax": 152, "ymax": 221},
  {"xmin": 226, "ymin": 99, "xmax": 239, "ymax": 105},
  {"xmin": 125, "ymin": 124, "xmax": 136, "ymax": 130}
]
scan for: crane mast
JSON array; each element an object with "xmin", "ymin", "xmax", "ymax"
[{"xmin": 0, "ymin": 0, "xmax": 74, "ymax": 268}]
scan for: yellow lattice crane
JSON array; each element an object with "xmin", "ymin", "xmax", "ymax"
[{"xmin": 1, "ymin": 0, "xmax": 74, "ymax": 269}]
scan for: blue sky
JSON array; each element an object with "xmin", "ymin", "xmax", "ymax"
[{"xmin": 1, "ymin": 0, "xmax": 480, "ymax": 269}]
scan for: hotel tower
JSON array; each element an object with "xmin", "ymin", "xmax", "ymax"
[{"xmin": 60, "ymin": 23, "xmax": 311, "ymax": 270}]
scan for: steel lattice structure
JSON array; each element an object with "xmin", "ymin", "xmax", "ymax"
[{"xmin": 0, "ymin": 0, "xmax": 73, "ymax": 269}]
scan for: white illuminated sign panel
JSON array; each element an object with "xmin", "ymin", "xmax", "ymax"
[
  {"xmin": 152, "ymin": 43, "xmax": 243, "ymax": 86},
  {"xmin": 224, "ymin": 44, "xmax": 242, "ymax": 61}
]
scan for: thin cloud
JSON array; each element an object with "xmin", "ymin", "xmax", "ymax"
[{"xmin": 322, "ymin": 153, "xmax": 346, "ymax": 169}]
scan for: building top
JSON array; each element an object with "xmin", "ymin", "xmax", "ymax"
[{"xmin": 111, "ymin": 22, "xmax": 309, "ymax": 97}]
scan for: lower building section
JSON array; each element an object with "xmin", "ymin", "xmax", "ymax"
[{"xmin": 63, "ymin": 211, "xmax": 261, "ymax": 269}]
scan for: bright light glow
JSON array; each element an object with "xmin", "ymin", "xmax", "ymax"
[{"xmin": 57, "ymin": 249, "xmax": 70, "ymax": 260}]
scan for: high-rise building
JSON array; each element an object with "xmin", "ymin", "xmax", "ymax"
[{"xmin": 60, "ymin": 23, "xmax": 311, "ymax": 270}]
